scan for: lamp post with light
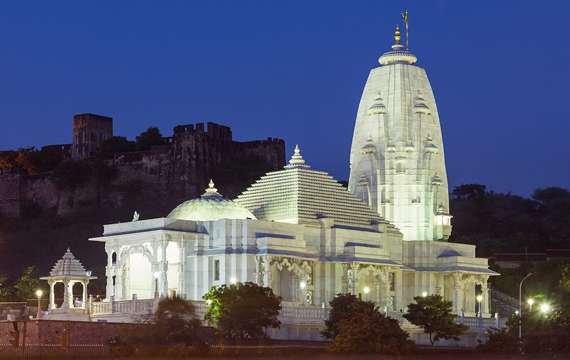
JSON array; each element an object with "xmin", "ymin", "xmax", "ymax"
[
  {"xmin": 528, "ymin": 299, "xmax": 534, "ymax": 311},
  {"xmin": 519, "ymin": 273, "xmax": 532, "ymax": 339},
  {"xmin": 300, "ymin": 281, "xmax": 306, "ymax": 306},
  {"xmin": 422, "ymin": 292, "xmax": 427, "ymax": 297},
  {"xmin": 36, "ymin": 290, "xmax": 43, "ymax": 320},
  {"xmin": 364, "ymin": 287, "xmax": 369, "ymax": 302}
]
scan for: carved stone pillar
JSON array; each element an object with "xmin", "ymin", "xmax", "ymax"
[
  {"xmin": 435, "ymin": 274, "xmax": 443, "ymax": 296},
  {"xmin": 374, "ymin": 280, "xmax": 381, "ymax": 304},
  {"xmin": 482, "ymin": 276, "xmax": 490, "ymax": 316},
  {"xmin": 177, "ymin": 241, "xmax": 186, "ymax": 297},
  {"xmin": 382, "ymin": 281, "xmax": 390, "ymax": 309},
  {"xmin": 352, "ymin": 263, "xmax": 360, "ymax": 296},
  {"xmin": 105, "ymin": 245, "xmax": 114, "ymax": 299},
  {"xmin": 264, "ymin": 256, "xmax": 273, "ymax": 288},
  {"xmin": 453, "ymin": 273, "xmax": 462, "ymax": 313},
  {"xmin": 341, "ymin": 263, "xmax": 349, "ymax": 294},
  {"xmin": 159, "ymin": 239, "xmax": 168, "ymax": 296},
  {"xmin": 255, "ymin": 256, "xmax": 262, "ymax": 286}
]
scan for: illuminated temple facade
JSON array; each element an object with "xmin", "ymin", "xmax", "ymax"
[
  {"xmin": 88, "ymin": 25, "xmax": 498, "ymax": 341},
  {"xmin": 90, "ymin": 148, "xmax": 495, "ymax": 319}
]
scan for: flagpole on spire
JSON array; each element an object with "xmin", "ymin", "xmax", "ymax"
[{"xmin": 402, "ymin": 9, "xmax": 409, "ymax": 52}]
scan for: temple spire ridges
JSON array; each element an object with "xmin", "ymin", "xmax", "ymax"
[
  {"xmin": 284, "ymin": 145, "xmax": 310, "ymax": 169},
  {"xmin": 202, "ymin": 179, "xmax": 222, "ymax": 198}
]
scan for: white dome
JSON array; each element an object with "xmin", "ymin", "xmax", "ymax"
[{"xmin": 167, "ymin": 180, "xmax": 256, "ymax": 221}]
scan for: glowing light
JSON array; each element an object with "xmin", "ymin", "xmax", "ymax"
[
  {"xmin": 528, "ymin": 299, "xmax": 534, "ymax": 305},
  {"xmin": 364, "ymin": 287, "xmax": 370, "ymax": 294},
  {"xmin": 515, "ymin": 310, "xmax": 519, "ymax": 315},
  {"xmin": 154, "ymin": 272, "xmax": 160, "ymax": 279},
  {"xmin": 206, "ymin": 299, "xmax": 212, "ymax": 305},
  {"xmin": 541, "ymin": 304, "xmax": 550, "ymax": 313},
  {"xmin": 230, "ymin": 277, "xmax": 237, "ymax": 284},
  {"xmin": 36, "ymin": 290, "xmax": 42, "ymax": 298},
  {"xmin": 300, "ymin": 281, "xmax": 306, "ymax": 289},
  {"xmin": 422, "ymin": 292, "xmax": 427, "ymax": 297},
  {"xmin": 477, "ymin": 295, "xmax": 483, "ymax": 302}
]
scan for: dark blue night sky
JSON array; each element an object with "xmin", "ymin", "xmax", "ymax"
[{"xmin": 1, "ymin": 1, "xmax": 568, "ymax": 197}]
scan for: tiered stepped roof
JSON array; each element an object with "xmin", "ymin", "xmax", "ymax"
[
  {"xmin": 235, "ymin": 146, "xmax": 399, "ymax": 231},
  {"xmin": 49, "ymin": 248, "xmax": 88, "ymax": 277}
]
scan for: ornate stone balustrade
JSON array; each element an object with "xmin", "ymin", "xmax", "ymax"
[{"xmin": 90, "ymin": 298, "xmax": 506, "ymax": 331}]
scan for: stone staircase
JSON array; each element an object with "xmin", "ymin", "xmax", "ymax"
[{"xmin": 490, "ymin": 288, "xmax": 519, "ymax": 317}]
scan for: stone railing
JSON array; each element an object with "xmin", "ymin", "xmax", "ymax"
[
  {"xmin": 90, "ymin": 296, "xmax": 155, "ymax": 316},
  {"xmin": 91, "ymin": 298, "xmax": 507, "ymax": 331}
]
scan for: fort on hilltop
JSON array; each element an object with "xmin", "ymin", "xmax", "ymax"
[{"xmin": 0, "ymin": 114, "xmax": 286, "ymax": 218}]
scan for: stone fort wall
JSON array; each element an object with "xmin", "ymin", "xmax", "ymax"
[{"xmin": 0, "ymin": 122, "xmax": 286, "ymax": 218}]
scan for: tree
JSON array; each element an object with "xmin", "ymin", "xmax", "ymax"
[
  {"xmin": 155, "ymin": 296, "xmax": 201, "ymax": 342},
  {"xmin": 404, "ymin": 294, "xmax": 468, "ymax": 346},
  {"xmin": 202, "ymin": 282, "xmax": 282, "ymax": 338},
  {"xmin": 96, "ymin": 136, "xmax": 135, "ymax": 159},
  {"xmin": 112, "ymin": 296, "xmax": 204, "ymax": 356},
  {"xmin": 321, "ymin": 293, "xmax": 375, "ymax": 340},
  {"xmin": 0, "ymin": 273, "xmax": 14, "ymax": 301},
  {"xmin": 476, "ymin": 327, "xmax": 519, "ymax": 354},
  {"xmin": 14, "ymin": 266, "xmax": 48, "ymax": 301},
  {"xmin": 136, "ymin": 126, "xmax": 163, "ymax": 151},
  {"xmin": 326, "ymin": 299, "xmax": 415, "ymax": 354}
]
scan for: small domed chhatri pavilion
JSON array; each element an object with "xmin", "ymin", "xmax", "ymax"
[{"xmin": 40, "ymin": 249, "xmax": 97, "ymax": 319}]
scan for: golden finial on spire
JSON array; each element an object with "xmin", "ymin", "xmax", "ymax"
[
  {"xmin": 394, "ymin": 24, "xmax": 401, "ymax": 44},
  {"xmin": 401, "ymin": 9, "xmax": 409, "ymax": 51}
]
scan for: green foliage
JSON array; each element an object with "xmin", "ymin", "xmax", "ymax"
[
  {"xmin": 136, "ymin": 126, "xmax": 163, "ymax": 151},
  {"xmin": 0, "ymin": 273, "xmax": 15, "ymax": 301},
  {"xmin": 476, "ymin": 327, "xmax": 519, "ymax": 354},
  {"xmin": 449, "ymin": 184, "xmax": 570, "ymax": 264},
  {"xmin": 114, "ymin": 296, "xmax": 202, "ymax": 353},
  {"xmin": 96, "ymin": 136, "xmax": 135, "ymax": 159},
  {"xmin": 321, "ymin": 293, "xmax": 375, "ymax": 340},
  {"xmin": 404, "ymin": 294, "xmax": 468, "ymax": 346},
  {"xmin": 0, "ymin": 147, "xmax": 62, "ymax": 174},
  {"xmin": 451, "ymin": 183, "xmax": 487, "ymax": 200},
  {"xmin": 203, "ymin": 282, "xmax": 282, "ymax": 338},
  {"xmin": 14, "ymin": 266, "xmax": 48, "ymax": 301},
  {"xmin": 325, "ymin": 296, "xmax": 415, "ymax": 355}
]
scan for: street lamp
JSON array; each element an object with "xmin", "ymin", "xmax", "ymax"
[
  {"xmin": 528, "ymin": 299, "xmax": 534, "ymax": 311},
  {"xmin": 230, "ymin": 277, "xmax": 237, "ymax": 285},
  {"xmin": 519, "ymin": 273, "xmax": 532, "ymax": 339},
  {"xmin": 540, "ymin": 304, "xmax": 549, "ymax": 313},
  {"xmin": 477, "ymin": 295, "xmax": 483, "ymax": 317},
  {"xmin": 364, "ymin": 287, "xmax": 370, "ymax": 302},
  {"xmin": 422, "ymin": 292, "xmax": 427, "ymax": 297},
  {"xmin": 36, "ymin": 290, "xmax": 43, "ymax": 320}
]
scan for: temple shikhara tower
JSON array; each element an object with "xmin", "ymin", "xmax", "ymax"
[{"xmin": 349, "ymin": 24, "xmax": 452, "ymax": 241}]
